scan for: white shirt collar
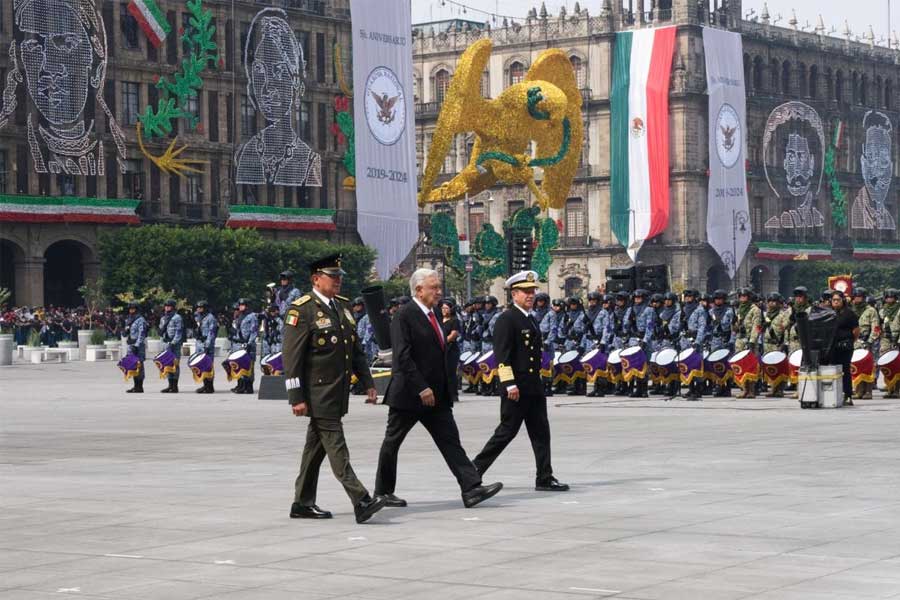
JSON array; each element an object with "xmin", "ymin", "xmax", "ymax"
[
  {"xmin": 312, "ymin": 288, "xmax": 335, "ymax": 308},
  {"xmin": 514, "ymin": 303, "xmax": 530, "ymax": 317},
  {"xmin": 413, "ymin": 297, "xmax": 435, "ymax": 317}
]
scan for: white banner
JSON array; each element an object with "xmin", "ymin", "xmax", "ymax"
[
  {"xmin": 350, "ymin": 0, "xmax": 418, "ymax": 279},
  {"xmin": 703, "ymin": 27, "xmax": 750, "ymax": 279}
]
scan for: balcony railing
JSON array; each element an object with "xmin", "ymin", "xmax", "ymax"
[{"xmin": 559, "ymin": 235, "xmax": 589, "ymax": 249}]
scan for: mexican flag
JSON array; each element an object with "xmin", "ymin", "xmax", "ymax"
[
  {"xmin": 0, "ymin": 196, "xmax": 140, "ymax": 224},
  {"xmin": 610, "ymin": 27, "xmax": 677, "ymax": 261},
  {"xmin": 127, "ymin": 0, "xmax": 172, "ymax": 48},
  {"xmin": 226, "ymin": 205, "xmax": 336, "ymax": 231}
]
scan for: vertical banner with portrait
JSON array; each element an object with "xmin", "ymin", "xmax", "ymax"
[
  {"xmin": 851, "ymin": 111, "xmax": 896, "ymax": 231},
  {"xmin": 350, "ymin": 0, "xmax": 418, "ymax": 279},
  {"xmin": 703, "ymin": 27, "xmax": 749, "ymax": 279}
]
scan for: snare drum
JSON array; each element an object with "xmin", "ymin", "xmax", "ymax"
[
  {"xmin": 153, "ymin": 348, "xmax": 179, "ymax": 379},
  {"xmin": 117, "ymin": 352, "xmax": 142, "ymax": 381},
  {"xmin": 223, "ymin": 349, "xmax": 253, "ymax": 381},
  {"xmin": 877, "ymin": 349, "xmax": 900, "ymax": 390},
  {"xmin": 729, "ymin": 349, "xmax": 760, "ymax": 387},
  {"xmin": 462, "ymin": 352, "xmax": 481, "ymax": 384},
  {"xmin": 580, "ymin": 349, "xmax": 609, "ymax": 383},
  {"xmin": 554, "ymin": 350, "xmax": 584, "ymax": 385},
  {"xmin": 189, "ymin": 351, "xmax": 215, "ymax": 382},
  {"xmin": 477, "ymin": 350, "xmax": 499, "ymax": 384},
  {"xmin": 655, "ymin": 348, "xmax": 680, "ymax": 385},
  {"xmin": 260, "ymin": 351, "xmax": 284, "ymax": 376},
  {"xmin": 648, "ymin": 351, "xmax": 660, "ymax": 385},
  {"xmin": 620, "ymin": 346, "xmax": 648, "ymax": 382},
  {"xmin": 704, "ymin": 348, "xmax": 732, "ymax": 385},
  {"xmin": 761, "ymin": 351, "xmax": 789, "ymax": 387},
  {"xmin": 607, "ymin": 349, "xmax": 623, "ymax": 384},
  {"xmin": 789, "ymin": 349, "xmax": 803, "ymax": 384},
  {"xmin": 676, "ymin": 348, "xmax": 703, "ymax": 385},
  {"xmin": 850, "ymin": 348, "xmax": 876, "ymax": 388},
  {"xmin": 540, "ymin": 350, "xmax": 555, "ymax": 378}
]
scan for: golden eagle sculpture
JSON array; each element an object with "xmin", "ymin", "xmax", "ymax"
[{"xmin": 419, "ymin": 39, "xmax": 583, "ymax": 210}]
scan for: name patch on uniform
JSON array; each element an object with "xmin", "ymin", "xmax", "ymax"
[
  {"xmin": 286, "ymin": 310, "xmax": 299, "ymax": 327},
  {"xmin": 315, "ymin": 317, "xmax": 333, "ymax": 329}
]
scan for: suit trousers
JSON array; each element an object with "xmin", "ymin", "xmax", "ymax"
[
  {"xmin": 375, "ymin": 407, "xmax": 482, "ymax": 495},
  {"xmin": 473, "ymin": 392, "xmax": 553, "ymax": 482},
  {"xmin": 294, "ymin": 417, "xmax": 369, "ymax": 507}
]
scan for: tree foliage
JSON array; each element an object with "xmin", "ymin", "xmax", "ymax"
[
  {"xmin": 97, "ymin": 225, "xmax": 375, "ymax": 309},
  {"xmin": 788, "ymin": 261, "xmax": 900, "ymax": 295}
]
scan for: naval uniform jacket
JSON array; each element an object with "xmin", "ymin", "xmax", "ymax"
[{"xmin": 495, "ymin": 305, "xmax": 544, "ymax": 397}]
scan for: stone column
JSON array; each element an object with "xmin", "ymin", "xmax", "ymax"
[{"xmin": 15, "ymin": 257, "xmax": 45, "ymax": 307}]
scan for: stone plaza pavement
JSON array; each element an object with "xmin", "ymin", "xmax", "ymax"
[{"xmin": 3, "ymin": 361, "xmax": 900, "ymax": 600}]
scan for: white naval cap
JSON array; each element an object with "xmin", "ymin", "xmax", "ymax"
[{"xmin": 505, "ymin": 270, "xmax": 540, "ymax": 290}]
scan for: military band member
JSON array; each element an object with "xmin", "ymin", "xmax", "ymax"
[
  {"xmin": 481, "ymin": 297, "xmax": 502, "ymax": 396},
  {"xmin": 159, "ymin": 299, "xmax": 184, "ymax": 393},
  {"xmin": 125, "ymin": 302, "xmax": 148, "ymax": 394},
  {"xmin": 786, "ymin": 286, "xmax": 812, "ymax": 356},
  {"xmin": 587, "ymin": 295, "xmax": 613, "ymax": 397},
  {"xmin": 655, "ymin": 292, "xmax": 681, "ymax": 396},
  {"xmin": 852, "ymin": 287, "xmax": 881, "ymax": 400},
  {"xmin": 624, "ymin": 289, "xmax": 656, "ymax": 398},
  {"xmin": 732, "ymin": 288, "xmax": 763, "ymax": 398},
  {"xmin": 231, "ymin": 298, "xmax": 259, "ymax": 394},
  {"xmin": 565, "ymin": 296, "xmax": 589, "ymax": 396},
  {"xmin": 762, "ymin": 293, "xmax": 789, "ymax": 397},
  {"xmin": 261, "ymin": 304, "xmax": 284, "ymax": 356},
  {"xmin": 473, "ymin": 271, "xmax": 569, "ymax": 492},
  {"xmin": 678, "ymin": 290, "xmax": 701, "ymax": 350},
  {"xmin": 194, "ymin": 300, "xmax": 218, "ymax": 394},
  {"xmin": 541, "ymin": 299, "xmax": 564, "ymax": 395},
  {"xmin": 708, "ymin": 289, "xmax": 734, "ymax": 396},
  {"xmin": 532, "ymin": 292, "xmax": 550, "ymax": 328},
  {"xmin": 283, "ymin": 253, "xmax": 384, "ymax": 524},
  {"xmin": 275, "ymin": 270, "xmax": 302, "ymax": 317},
  {"xmin": 682, "ymin": 292, "xmax": 710, "ymax": 400},
  {"xmin": 606, "ymin": 291, "xmax": 631, "ymax": 394}
]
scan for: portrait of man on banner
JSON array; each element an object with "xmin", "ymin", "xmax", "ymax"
[
  {"xmin": 851, "ymin": 110, "xmax": 896, "ymax": 231},
  {"xmin": 762, "ymin": 101, "xmax": 825, "ymax": 230},
  {"xmin": 235, "ymin": 8, "xmax": 321, "ymax": 187},
  {"xmin": 0, "ymin": 0, "xmax": 126, "ymax": 176}
]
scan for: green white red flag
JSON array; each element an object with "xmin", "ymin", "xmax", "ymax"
[{"xmin": 127, "ymin": 0, "xmax": 172, "ymax": 48}]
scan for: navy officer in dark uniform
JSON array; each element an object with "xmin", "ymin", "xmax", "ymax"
[{"xmin": 473, "ymin": 271, "xmax": 569, "ymax": 492}]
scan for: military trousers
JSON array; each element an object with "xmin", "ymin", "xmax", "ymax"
[
  {"xmin": 473, "ymin": 392, "xmax": 553, "ymax": 483},
  {"xmin": 294, "ymin": 417, "xmax": 369, "ymax": 507}
]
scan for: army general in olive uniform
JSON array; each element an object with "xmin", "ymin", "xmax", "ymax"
[{"xmin": 283, "ymin": 254, "xmax": 385, "ymax": 524}]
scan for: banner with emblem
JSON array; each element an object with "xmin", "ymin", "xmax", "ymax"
[
  {"xmin": 703, "ymin": 27, "xmax": 750, "ymax": 279},
  {"xmin": 350, "ymin": 0, "xmax": 418, "ymax": 279}
]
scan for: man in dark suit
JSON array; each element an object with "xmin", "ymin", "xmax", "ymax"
[
  {"xmin": 283, "ymin": 254, "xmax": 386, "ymax": 524},
  {"xmin": 473, "ymin": 271, "xmax": 569, "ymax": 492},
  {"xmin": 374, "ymin": 268, "xmax": 503, "ymax": 508}
]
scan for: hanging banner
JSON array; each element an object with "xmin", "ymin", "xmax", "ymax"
[
  {"xmin": 610, "ymin": 27, "xmax": 676, "ymax": 262},
  {"xmin": 703, "ymin": 27, "xmax": 750, "ymax": 278},
  {"xmin": 350, "ymin": 0, "xmax": 418, "ymax": 279}
]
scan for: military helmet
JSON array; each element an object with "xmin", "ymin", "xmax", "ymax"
[
  {"xmin": 587, "ymin": 291, "xmax": 602, "ymax": 302},
  {"xmin": 566, "ymin": 296, "xmax": 582, "ymax": 306},
  {"xmin": 633, "ymin": 288, "xmax": 648, "ymax": 298},
  {"xmin": 389, "ymin": 297, "xmax": 401, "ymax": 307},
  {"xmin": 682, "ymin": 289, "xmax": 698, "ymax": 298},
  {"xmin": 484, "ymin": 295, "xmax": 498, "ymax": 305},
  {"xmin": 127, "ymin": 301, "xmax": 140, "ymax": 310},
  {"xmin": 164, "ymin": 298, "xmax": 177, "ymax": 307},
  {"xmin": 737, "ymin": 287, "xmax": 753, "ymax": 298},
  {"xmin": 352, "ymin": 296, "xmax": 364, "ymax": 306},
  {"xmin": 852, "ymin": 286, "xmax": 867, "ymax": 298},
  {"xmin": 650, "ymin": 293, "xmax": 664, "ymax": 304},
  {"xmin": 267, "ymin": 303, "xmax": 279, "ymax": 312},
  {"xmin": 551, "ymin": 298, "xmax": 565, "ymax": 308},
  {"xmin": 713, "ymin": 289, "xmax": 728, "ymax": 300},
  {"xmin": 792, "ymin": 286, "xmax": 809, "ymax": 297},
  {"xmin": 664, "ymin": 292, "xmax": 678, "ymax": 303},
  {"xmin": 602, "ymin": 294, "xmax": 614, "ymax": 303},
  {"xmin": 279, "ymin": 269, "xmax": 294, "ymax": 280},
  {"xmin": 821, "ymin": 289, "xmax": 834, "ymax": 301},
  {"xmin": 397, "ymin": 296, "xmax": 411, "ymax": 305},
  {"xmin": 615, "ymin": 291, "xmax": 630, "ymax": 301},
  {"xmin": 535, "ymin": 292, "xmax": 550, "ymax": 303},
  {"xmin": 702, "ymin": 293, "xmax": 713, "ymax": 303},
  {"xmin": 885, "ymin": 288, "xmax": 899, "ymax": 299},
  {"xmin": 237, "ymin": 297, "xmax": 250, "ymax": 306},
  {"xmin": 766, "ymin": 292, "xmax": 783, "ymax": 303},
  {"xmin": 195, "ymin": 300, "xmax": 209, "ymax": 309}
]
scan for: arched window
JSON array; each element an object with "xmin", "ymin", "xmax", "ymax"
[
  {"xmin": 565, "ymin": 197, "xmax": 585, "ymax": 239},
  {"xmin": 753, "ymin": 56, "xmax": 764, "ymax": 91},
  {"xmin": 835, "ymin": 70, "xmax": 844, "ymax": 103},
  {"xmin": 851, "ymin": 71, "xmax": 859, "ymax": 104},
  {"xmin": 798, "ymin": 63, "xmax": 806, "ymax": 97},
  {"xmin": 770, "ymin": 58, "xmax": 780, "ymax": 93},
  {"xmin": 824, "ymin": 67, "xmax": 833, "ymax": 99},
  {"xmin": 480, "ymin": 70, "xmax": 490, "ymax": 98},
  {"xmin": 781, "ymin": 61, "xmax": 791, "ymax": 95},
  {"xmin": 743, "ymin": 54, "xmax": 752, "ymax": 93},
  {"xmin": 876, "ymin": 75, "xmax": 883, "ymax": 107},
  {"xmin": 860, "ymin": 74, "xmax": 868, "ymax": 105},
  {"xmin": 508, "ymin": 61, "xmax": 525, "ymax": 87},
  {"xmin": 886, "ymin": 80, "xmax": 893, "ymax": 109},
  {"xmin": 434, "ymin": 69, "xmax": 451, "ymax": 104},
  {"xmin": 809, "ymin": 65, "xmax": 818, "ymax": 98},
  {"xmin": 570, "ymin": 55, "xmax": 586, "ymax": 89}
]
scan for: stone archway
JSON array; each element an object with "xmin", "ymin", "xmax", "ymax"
[
  {"xmin": 706, "ymin": 265, "xmax": 731, "ymax": 294},
  {"xmin": 43, "ymin": 240, "xmax": 97, "ymax": 307},
  {"xmin": 0, "ymin": 238, "xmax": 26, "ymax": 306}
]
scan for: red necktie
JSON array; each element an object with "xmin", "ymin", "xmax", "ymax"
[{"xmin": 427, "ymin": 311, "xmax": 445, "ymax": 349}]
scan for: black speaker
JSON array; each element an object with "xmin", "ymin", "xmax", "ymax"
[
  {"xmin": 636, "ymin": 264, "xmax": 668, "ymax": 293},
  {"xmin": 361, "ymin": 286, "xmax": 392, "ymax": 350},
  {"xmin": 606, "ymin": 266, "xmax": 636, "ymax": 280},
  {"xmin": 605, "ymin": 278, "xmax": 635, "ymax": 293}
]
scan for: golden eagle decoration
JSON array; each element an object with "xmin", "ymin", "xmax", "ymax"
[{"xmin": 419, "ymin": 39, "xmax": 583, "ymax": 211}]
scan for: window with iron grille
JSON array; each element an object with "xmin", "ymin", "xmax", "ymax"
[
  {"xmin": 570, "ymin": 56, "xmax": 586, "ymax": 89},
  {"xmin": 565, "ymin": 197, "xmax": 585, "ymax": 238},
  {"xmin": 468, "ymin": 203, "xmax": 485, "ymax": 238},
  {"xmin": 508, "ymin": 62, "xmax": 525, "ymax": 87},
  {"xmin": 241, "ymin": 95, "xmax": 255, "ymax": 136},
  {"xmin": 434, "ymin": 70, "xmax": 450, "ymax": 103},
  {"xmin": 187, "ymin": 174, "xmax": 203, "ymax": 204},
  {"xmin": 124, "ymin": 159, "xmax": 144, "ymax": 200},
  {"xmin": 122, "ymin": 82, "xmax": 140, "ymax": 126},
  {"xmin": 121, "ymin": 3, "xmax": 139, "ymax": 49}
]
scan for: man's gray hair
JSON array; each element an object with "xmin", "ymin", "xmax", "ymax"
[{"xmin": 409, "ymin": 268, "xmax": 439, "ymax": 295}]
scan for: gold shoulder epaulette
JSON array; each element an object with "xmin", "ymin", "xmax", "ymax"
[
  {"xmin": 292, "ymin": 295, "xmax": 311, "ymax": 306},
  {"xmin": 334, "ymin": 294, "xmax": 349, "ymax": 302}
]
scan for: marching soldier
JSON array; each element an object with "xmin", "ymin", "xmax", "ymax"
[
  {"xmin": 587, "ymin": 295, "xmax": 613, "ymax": 397},
  {"xmin": 681, "ymin": 291, "xmax": 709, "ymax": 400},
  {"xmin": 852, "ymin": 287, "xmax": 881, "ymax": 400},
  {"xmin": 125, "ymin": 302, "xmax": 148, "ymax": 394},
  {"xmin": 605, "ymin": 291, "xmax": 631, "ymax": 395},
  {"xmin": 473, "ymin": 271, "xmax": 569, "ymax": 492},
  {"xmin": 656, "ymin": 292, "xmax": 681, "ymax": 396},
  {"xmin": 231, "ymin": 298, "xmax": 259, "ymax": 394},
  {"xmin": 159, "ymin": 299, "xmax": 184, "ymax": 393},
  {"xmin": 194, "ymin": 300, "xmax": 218, "ymax": 394},
  {"xmin": 762, "ymin": 292, "xmax": 789, "ymax": 397},
  {"xmin": 261, "ymin": 304, "xmax": 284, "ymax": 356},
  {"xmin": 283, "ymin": 253, "xmax": 384, "ymax": 524},
  {"xmin": 708, "ymin": 289, "xmax": 734, "ymax": 397},
  {"xmin": 624, "ymin": 289, "xmax": 656, "ymax": 398},
  {"xmin": 275, "ymin": 270, "xmax": 302, "ymax": 317},
  {"xmin": 881, "ymin": 289, "xmax": 899, "ymax": 350},
  {"xmin": 732, "ymin": 288, "xmax": 763, "ymax": 398}
]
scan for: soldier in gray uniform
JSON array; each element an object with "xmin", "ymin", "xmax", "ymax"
[
  {"xmin": 541, "ymin": 299, "xmax": 564, "ymax": 396},
  {"xmin": 587, "ymin": 295, "xmax": 613, "ymax": 397},
  {"xmin": 125, "ymin": 302, "xmax": 148, "ymax": 394},
  {"xmin": 159, "ymin": 299, "xmax": 184, "ymax": 393},
  {"xmin": 194, "ymin": 300, "xmax": 218, "ymax": 394},
  {"xmin": 707, "ymin": 289, "xmax": 734, "ymax": 396},
  {"xmin": 232, "ymin": 298, "xmax": 259, "ymax": 394},
  {"xmin": 275, "ymin": 270, "xmax": 302, "ymax": 317},
  {"xmin": 682, "ymin": 292, "xmax": 710, "ymax": 400},
  {"xmin": 480, "ymin": 296, "xmax": 500, "ymax": 396},
  {"xmin": 624, "ymin": 289, "xmax": 657, "ymax": 398},
  {"xmin": 261, "ymin": 304, "xmax": 284, "ymax": 356}
]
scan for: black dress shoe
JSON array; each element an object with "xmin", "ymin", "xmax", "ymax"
[
  {"xmin": 462, "ymin": 482, "xmax": 503, "ymax": 508},
  {"xmin": 290, "ymin": 503, "xmax": 333, "ymax": 519},
  {"xmin": 354, "ymin": 495, "xmax": 386, "ymax": 523},
  {"xmin": 535, "ymin": 477, "xmax": 570, "ymax": 492},
  {"xmin": 379, "ymin": 493, "xmax": 407, "ymax": 508}
]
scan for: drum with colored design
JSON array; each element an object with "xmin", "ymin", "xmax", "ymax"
[
  {"xmin": 850, "ymin": 348, "xmax": 876, "ymax": 388},
  {"xmin": 189, "ymin": 351, "xmax": 215, "ymax": 382},
  {"xmin": 761, "ymin": 351, "xmax": 789, "ymax": 387},
  {"xmin": 877, "ymin": 349, "xmax": 900, "ymax": 391},
  {"xmin": 607, "ymin": 349, "xmax": 623, "ymax": 383},
  {"xmin": 555, "ymin": 350, "xmax": 584, "ymax": 384},
  {"xmin": 789, "ymin": 349, "xmax": 803, "ymax": 384},
  {"xmin": 729, "ymin": 349, "xmax": 760, "ymax": 387},
  {"xmin": 704, "ymin": 348, "xmax": 732, "ymax": 385},
  {"xmin": 648, "ymin": 351, "xmax": 660, "ymax": 384},
  {"xmin": 620, "ymin": 346, "xmax": 648, "ymax": 382},
  {"xmin": 461, "ymin": 352, "xmax": 481, "ymax": 384},
  {"xmin": 153, "ymin": 348, "xmax": 178, "ymax": 379},
  {"xmin": 261, "ymin": 351, "xmax": 284, "ymax": 376},
  {"xmin": 540, "ymin": 350, "xmax": 555, "ymax": 378},
  {"xmin": 580, "ymin": 348, "xmax": 608, "ymax": 383},
  {"xmin": 223, "ymin": 349, "xmax": 252, "ymax": 381},
  {"xmin": 676, "ymin": 348, "xmax": 703, "ymax": 384},
  {"xmin": 117, "ymin": 353, "xmax": 142, "ymax": 380},
  {"xmin": 477, "ymin": 350, "xmax": 499, "ymax": 383},
  {"xmin": 655, "ymin": 347, "xmax": 680, "ymax": 385}
]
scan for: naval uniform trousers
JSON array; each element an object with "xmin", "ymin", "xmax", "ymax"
[{"xmin": 473, "ymin": 392, "xmax": 552, "ymax": 482}]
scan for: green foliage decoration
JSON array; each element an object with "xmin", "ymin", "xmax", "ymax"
[{"xmin": 824, "ymin": 129, "xmax": 847, "ymax": 229}]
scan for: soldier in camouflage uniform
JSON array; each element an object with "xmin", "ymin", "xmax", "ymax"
[
  {"xmin": 707, "ymin": 290, "xmax": 734, "ymax": 397},
  {"xmin": 732, "ymin": 288, "xmax": 763, "ymax": 398},
  {"xmin": 762, "ymin": 292, "xmax": 789, "ymax": 397},
  {"xmin": 852, "ymin": 287, "xmax": 881, "ymax": 399},
  {"xmin": 883, "ymin": 290, "xmax": 900, "ymax": 398}
]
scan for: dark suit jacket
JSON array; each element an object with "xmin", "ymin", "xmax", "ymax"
[
  {"xmin": 384, "ymin": 301, "xmax": 455, "ymax": 411},
  {"xmin": 494, "ymin": 306, "xmax": 544, "ymax": 397}
]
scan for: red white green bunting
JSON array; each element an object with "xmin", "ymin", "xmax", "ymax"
[
  {"xmin": 0, "ymin": 196, "xmax": 140, "ymax": 224},
  {"xmin": 127, "ymin": 0, "xmax": 172, "ymax": 48},
  {"xmin": 755, "ymin": 242, "xmax": 831, "ymax": 261},
  {"xmin": 852, "ymin": 243, "xmax": 900, "ymax": 260},
  {"xmin": 226, "ymin": 205, "xmax": 336, "ymax": 231}
]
